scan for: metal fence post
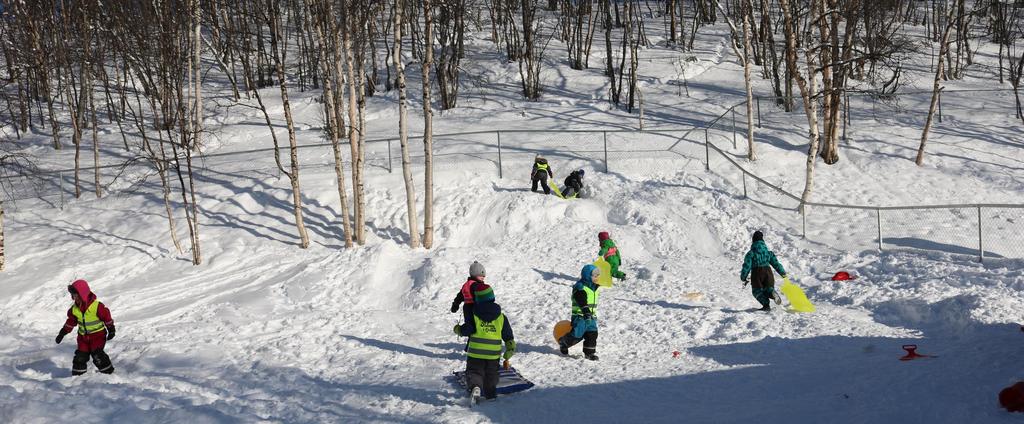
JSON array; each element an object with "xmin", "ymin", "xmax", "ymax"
[
  {"xmin": 741, "ymin": 172, "xmax": 747, "ymax": 198},
  {"xmin": 842, "ymin": 94, "xmax": 849, "ymax": 142},
  {"xmin": 731, "ymin": 108, "xmax": 737, "ymax": 149},
  {"xmin": 59, "ymin": 171, "xmax": 65, "ymax": 210},
  {"xmin": 876, "ymin": 208, "xmax": 882, "ymax": 250},
  {"xmin": 704, "ymin": 128, "xmax": 710, "ymax": 171},
  {"xmin": 801, "ymin": 204, "xmax": 807, "ymax": 238},
  {"xmin": 603, "ymin": 131, "xmax": 609, "ymax": 173},
  {"xmin": 756, "ymin": 97, "xmax": 762, "ymax": 128},
  {"xmin": 978, "ymin": 206, "xmax": 984, "ymax": 262},
  {"xmin": 387, "ymin": 139, "xmax": 393, "ymax": 173},
  {"xmin": 497, "ymin": 131, "xmax": 503, "ymax": 179}
]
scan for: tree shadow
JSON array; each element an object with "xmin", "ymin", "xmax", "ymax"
[
  {"xmin": 617, "ymin": 298, "xmax": 706, "ymax": 311},
  {"xmin": 882, "ymin": 237, "xmax": 1004, "ymax": 259},
  {"xmin": 532, "ymin": 268, "xmax": 577, "ymax": 284},
  {"xmin": 341, "ymin": 335, "xmax": 461, "ymax": 361}
]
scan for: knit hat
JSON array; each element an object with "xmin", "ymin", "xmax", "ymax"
[
  {"xmin": 752, "ymin": 231, "xmax": 764, "ymax": 242},
  {"xmin": 469, "ymin": 261, "xmax": 486, "ymax": 278},
  {"xmin": 598, "ymin": 231, "xmax": 610, "ymax": 242},
  {"xmin": 473, "ymin": 283, "xmax": 495, "ymax": 303}
]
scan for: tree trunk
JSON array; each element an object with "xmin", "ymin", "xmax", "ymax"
[
  {"xmin": 422, "ymin": 0, "xmax": 436, "ymax": 249},
  {"xmin": 89, "ymin": 80, "xmax": 102, "ymax": 197},
  {"xmin": 270, "ymin": 1, "xmax": 311, "ymax": 248},
  {"xmin": 917, "ymin": 3, "xmax": 957, "ymax": 166},
  {"xmin": 395, "ymin": 0, "xmax": 421, "ymax": 248},
  {"xmin": 0, "ymin": 200, "xmax": 5, "ymax": 272},
  {"xmin": 603, "ymin": 0, "xmax": 617, "ymax": 104},
  {"xmin": 742, "ymin": 8, "xmax": 756, "ymax": 161},
  {"xmin": 712, "ymin": 0, "xmax": 755, "ymax": 159},
  {"xmin": 342, "ymin": 13, "xmax": 366, "ymax": 245},
  {"xmin": 780, "ymin": 0, "xmax": 821, "ymax": 210}
]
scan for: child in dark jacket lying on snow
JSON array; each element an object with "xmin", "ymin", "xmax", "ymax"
[{"xmin": 562, "ymin": 169, "xmax": 585, "ymax": 198}]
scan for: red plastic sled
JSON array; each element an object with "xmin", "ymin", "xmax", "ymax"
[{"xmin": 899, "ymin": 344, "xmax": 936, "ymax": 361}]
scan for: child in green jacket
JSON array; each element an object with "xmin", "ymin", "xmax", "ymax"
[
  {"xmin": 598, "ymin": 231, "xmax": 626, "ymax": 280},
  {"xmin": 740, "ymin": 231, "xmax": 787, "ymax": 311}
]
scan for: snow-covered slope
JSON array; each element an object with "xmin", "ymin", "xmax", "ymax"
[{"xmin": 2, "ymin": 20, "xmax": 1023, "ymax": 424}]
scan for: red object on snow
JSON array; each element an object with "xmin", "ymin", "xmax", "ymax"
[
  {"xmin": 672, "ymin": 351, "xmax": 681, "ymax": 358},
  {"xmin": 899, "ymin": 344, "xmax": 936, "ymax": 361},
  {"xmin": 1000, "ymin": 382, "xmax": 1024, "ymax": 412},
  {"xmin": 831, "ymin": 271, "xmax": 854, "ymax": 281}
]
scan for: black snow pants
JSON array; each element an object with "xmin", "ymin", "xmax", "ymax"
[
  {"xmin": 559, "ymin": 330, "xmax": 598, "ymax": 356},
  {"xmin": 531, "ymin": 172, "xmax": 550, "ymax": 194},
  {"xmin": 750, "ymin": 266, "xmax": 776, "ymax": 308},
  {"xmin": 73, "ymin": 349, "xmax": 114, "ymax": 376},
  {"xmin": 465, "ymin": 357, "xmax": 500, "ymax": 399}
]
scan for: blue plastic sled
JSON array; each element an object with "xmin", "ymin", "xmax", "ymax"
[{"xmin": 450, "ymin": 367, "xmax": 535, "ymax": 395}]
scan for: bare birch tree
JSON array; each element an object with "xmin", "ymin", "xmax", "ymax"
[
  {"xmin": 917, "ymin": 1, "xmax": 958, "ymax": 166},
  {"xmin": 712, "ymin": 0, "xmax": 756, "ymax": 160},
  {"xmin": 395, "ymin": 0, "xmax": 422, "ymax": 248},
  {"xmin": 266, "ymin": 0, "xmax": 311, "ymax": 248},
  {"xmin": 779, "ymin": 0, "xmax": 822, "ymax": 209},
  {"xmin": 422, "ymin": 0, "xmax": 436, "ymax": 249}
]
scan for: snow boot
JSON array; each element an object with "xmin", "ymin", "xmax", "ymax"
[
  {"xmin": 759, "ymin": 305, "xmax": 771, "ymax": 312},
  {"xmin": 469, "ymin": 387, "xmax": 481, "ymax": 406},
  {"xmin": 585, "ymin": 353, "xmax": 599, "ymax": 361},
  {"xmin": 772, "ymin": 291, "xmax": 782, "ymax": 305}
]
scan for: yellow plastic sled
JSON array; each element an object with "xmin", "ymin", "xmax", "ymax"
[
  {"xmin": 548, "ymin": 180, "xmax": 566, "ymax": 199},
  {"xmin": 780, "ymin": 276, "xmax": 815, "ymax": 313},
  {"xmin": 593, "ymin": 257, "xmax": 613, "ymax": 287}
]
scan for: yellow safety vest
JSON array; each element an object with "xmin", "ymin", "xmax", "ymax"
[
  {"xmin": 467, "ymin": 314, "xmax": 505, "ymax": 360},
  {"xmin": 571, "ymin": 285, "xmax": 598, "ymax": 318},
  {"xmin": 72, "ymin": 301, "xmax": 106, "ymax": 335}
]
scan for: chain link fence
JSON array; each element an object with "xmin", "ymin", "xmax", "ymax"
[
  {"xmin": 706, "ymin": 91, "xmax": 1024, "ymax": 261},
  {"xmin": 0, "ymin": 128, "xmax": 697, "ymax": 211},
  {"xmin": 3, "ymin": 89, "xmax": 1021, "ymax": 261}
]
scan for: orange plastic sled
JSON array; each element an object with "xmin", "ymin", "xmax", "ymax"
[{"xmin": 553, "ymin": 320, "xmax": 572, "ymax": 343}]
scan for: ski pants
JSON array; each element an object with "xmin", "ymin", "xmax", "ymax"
[
  {"xmin": 73, "ymin": 349, "xmax": 114, "ymax": 376},
  {"xmin": 531, "ymin": 173, "xmax": 550, "ymax": 194},
  {"xmin": 559, "ymin": 316, "xmax": 598, "ymax": 356},
  {"xmin": 750, "ymin": 266, "xmax": 776, "ymax": 308},
  {"xmin": 465, "ymin": 357, "xmax": 500, "ymax": 399},
  {"xmin": 563, "ymin": 183, "xmax": 582, "ymax": 198}
]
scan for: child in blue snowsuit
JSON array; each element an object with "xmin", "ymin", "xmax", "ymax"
[
  {"xmin": 740, "ymin": 230, "xmax": 787, "ymax": 311},
  {"xmin": 558, "ymin": 264, "xmax": 601, "ymax": 360}
]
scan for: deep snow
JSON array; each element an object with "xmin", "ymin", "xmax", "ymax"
[{"xmin": 1, "ymin": 17, "xmax": 1023, "ymax": 424}]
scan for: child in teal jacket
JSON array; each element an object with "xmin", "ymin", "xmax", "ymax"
[{"xmin": 740, "ymin": 231, "xmax": 787, "ymax": 311}]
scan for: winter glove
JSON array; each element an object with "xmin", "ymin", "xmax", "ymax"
[
  {"xmin": 55, "ymin": 330, "xmax": 67, "ymax": 345},
  {"xmin": 106, "ymin": 325, "xmax": 116, "ymax": 340},
  {"xmin": 452, "ymin": 324, "xmax": 462, "ymax": 336},
  {"xmin": 450, "ymin": 303, "xmax": 459, "ymax": 313},
  {"xmin": 742, "ymin": 278, "xmax": 749, "ymax": 287},
  {"xmin": 503, "ymin": 340, "xmax": 516, "ymax": 360},
  {"xmin": 583, "ymin": 313, "xmax": 593, "ymax": 321}
]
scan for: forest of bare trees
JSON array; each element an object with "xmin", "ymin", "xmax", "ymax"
[{"xmin": 1, "ymin": 0, "xmax": 1022, "ymax": 269}]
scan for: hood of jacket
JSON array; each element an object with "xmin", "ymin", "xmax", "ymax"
[
  {"xmin": 70, "ymin": 279, "xmax": 97, "ymax": 309},
  {"xmin": 577, "ymin": 264, "xmax": 599, "ymax": 290},
  {"xmin": 473, "ymin": 301, "xmax": 503, "ymax": 322}
]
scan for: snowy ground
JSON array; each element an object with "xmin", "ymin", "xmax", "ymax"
[{"xmin": 2, "ymin": 17, "xmax": 1024, "ymax": 424}]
